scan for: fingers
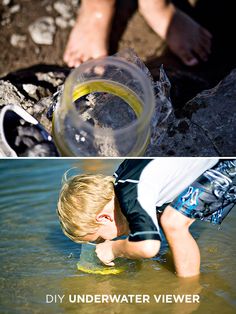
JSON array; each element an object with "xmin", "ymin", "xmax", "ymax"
[
  {"xmin": 103, "ymin": 261, "xmax": 115, "ymax": 267},
  {"xmin": 95, "ymin": 240, "xmax": 115, "ymax": 266}
]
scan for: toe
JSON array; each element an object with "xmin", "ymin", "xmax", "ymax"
[
  {"xmin": 201, "ymin": 40, "xmax": 211, "ymax": 55},
  {"xmin": 179, "ymin": 50, "xmax": 199, "ymax": 66},
  {"xmin": 67, "ymin": 52, "xmax": 83, "ymax": 68},
  {"xmin": 63, "ymin": 47, "xmax": 71, "ymax": 63},
  {"xmin": 200, "ymin": 34, "xmax": 212, "ymax": 54},
  {"xmin": 201, "ymin": 27, "xmax": 212, "ymax": 39},
  {"xmin": 81, "ymin": 54, "xmax": 91, "ymax": 63},
  {"xmin": 193, "ymin": 43, "xmax": 209, "ymax": 62}
]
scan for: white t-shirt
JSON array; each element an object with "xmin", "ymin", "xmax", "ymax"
[{"xmin": 114, "ymin": 158, "xmax": 219, "ymax": 242}]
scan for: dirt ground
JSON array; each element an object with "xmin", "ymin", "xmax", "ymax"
[
  {"xmin": 1, "ymin": 0, "xmax": 236, "ymax": 108},
  {"xmin": 0, "ymin": 0, "xmax": 164, "ymax": 77}
]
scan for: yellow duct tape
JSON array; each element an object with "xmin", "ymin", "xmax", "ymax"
[
  {"xmin": 72, "ymin": 80, "xmax": 143, "ymax": 117},
  {"xmin": 77, "ymin": 263, "xmax": 126, "ymax": 275}
]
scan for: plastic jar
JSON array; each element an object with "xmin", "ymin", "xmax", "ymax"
[{"xmin": 53, "ymin": 56, "xmax": 155, "ymax": 156}]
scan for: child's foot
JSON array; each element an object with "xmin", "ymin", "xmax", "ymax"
[
  {"xmin": 63, "ymin": 0, "xmax": 115, "ymax": 67},
  {"xmin": 139, "ymin": 0, "xmax": 212, "ymax": 66}
]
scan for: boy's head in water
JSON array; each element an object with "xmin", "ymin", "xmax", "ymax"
[{"xmin": 57, "ymin": 174, "xmax": 128, "ymax": 244}]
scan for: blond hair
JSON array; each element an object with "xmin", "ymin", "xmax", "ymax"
[{"xmin": 57, "ymin": 173, "xmax": 115, "ymax": 243}]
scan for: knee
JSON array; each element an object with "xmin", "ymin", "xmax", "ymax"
[{"xmin": 160, "ymin": 206, "xmax": 193, "ymax": 234}]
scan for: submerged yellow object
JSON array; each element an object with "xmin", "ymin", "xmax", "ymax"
[
  {"xmin": 76, "ymin": 244, "xmax": 133, "ymax": 275},
  {"xmin": 77, "ymin": 263, "xmax": 126, "ymax": 275}
]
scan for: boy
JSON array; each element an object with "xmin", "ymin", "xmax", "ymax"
[
  {"xmin": 57, "ymin": 159, "xmax": 236, "ymax": 277},
  {"xmin": 64, "ymin": 0, "xmax": 212, "ymax": 67}
]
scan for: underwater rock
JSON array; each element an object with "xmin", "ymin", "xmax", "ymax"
[{"xmin": 28, "ymin": 17, "xmax": 56, "ymax": 45}]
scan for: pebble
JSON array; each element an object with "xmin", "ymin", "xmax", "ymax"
[
  {"xmin": 10, "ymin": 34, "xmax": 27, "ymax": 48},
  {"xmin": 9, "ymin": 4, "xmax": 20, "ymax": 14},
  {"xmin": 36, "ymin": 72, "xmax": 65, "ymax": 87},
  {"xmin": 55, "ymin": 16, "xmax": 68, "ymax": 29},
  {"xmin": 28, "ymin": 17, "xmax": 56, "ymax": 45},
  {"xmin": 53, "ymin": 1, "xmax": 72, "ymax": 20},
  {"xmin": 1, "ymin": 17, "xmax": 11, "ymax": 26},
  {"xmin": 2, "ymin": 0, "xmax": 11, "ymax": 6},
  {"xmin": 45, "ymin": 5, "xmax": 52, "ymax": 12},
  {"xmin": 71, "ymin": 0, "xmax": 80, "ymax": 7},
  {"xmin": 0, "ymin": 81, "xmax": 32, "ymax": 110},
  {"xmin": 23, "ymin": 84, "xmax": 38, "ymax": 99},
  {"xmin": 68, "ymin": 19, "xmax": 75, "ymax": 27},
  {"xmin": 23, "ymin": 84, "xmax": 51, "ymax": 101}
]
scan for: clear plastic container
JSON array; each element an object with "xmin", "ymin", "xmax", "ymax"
[{"xmin": 53, "ymin": 56, "xmax": 155, "ymax": 156}]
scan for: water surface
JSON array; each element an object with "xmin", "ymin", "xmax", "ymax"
[{"xmin": 0, "ymin": 159, "xmax": 235, "ymax": 314}]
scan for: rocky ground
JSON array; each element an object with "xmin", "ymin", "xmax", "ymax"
[{"xmin": 0, "ymin": 0, "xmax": 236, "ymax": 156}]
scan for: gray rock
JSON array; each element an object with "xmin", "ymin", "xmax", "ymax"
[
  {"xmin": 184, "ymin": 69, "xmax": 236, "ymax": 156},
  {"xmin": 146, "ymin": 116, "xmax": 219, "ymax": 156},
  {"xmin": 35, "ymin": 71, "xmax": 65, "ymax": 87},
  {"xmin": 23, "ymin": 84, "xmax": 38, "ymax": 98},
  {"xmin": 147, "ymin": 69, "xmax": 236, "ymax": 156},
  {"xmin": 22, "ymin": 83, "xmax": 51, "ymax": 101},
  {"xmin": 28, "ymin": 17, "xmax": 56, "ymax": 45},
  {"xmin": 0, "ymin": 80, "xmax": 33, "ymax": 110}
]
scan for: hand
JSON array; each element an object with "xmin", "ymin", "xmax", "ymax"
[{"xmin": 95, "ymin": 240, "xmax": 115, "ymax": 266}]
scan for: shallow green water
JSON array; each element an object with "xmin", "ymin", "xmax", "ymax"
[{"xmin": 0, "ymin": 159, "xmax": 235, "ymax": 314}]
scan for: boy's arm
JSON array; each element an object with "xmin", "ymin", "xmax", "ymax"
[{"xmin": 96, "ymin": 238, "xmax": 160, "ymax": 266}]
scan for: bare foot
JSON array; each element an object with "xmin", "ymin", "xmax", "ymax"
[
  {"xmin": 139, "ymin": 0, "xmax": 212, "ymax": 66},
  {"xmin": 63, "ymin": 0, "xmax": 115, "ymax": 67}
]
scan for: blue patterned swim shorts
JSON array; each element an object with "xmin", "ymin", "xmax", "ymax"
[{"xmin": 171, "ymin": 160, "xmax": 236, "ymax": 224}]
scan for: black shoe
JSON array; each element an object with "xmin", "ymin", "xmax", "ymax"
[{"xmin": 0, "ymin": 104, "xmax": 59, "ymax": 157}]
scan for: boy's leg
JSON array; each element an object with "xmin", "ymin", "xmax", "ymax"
[
  {"xmin": 138, "ymin": 0, "xmax": 212, "ymax": 66},
  {"xmin": 161, "ymin": 160, "xmax": 236, "ymax": 277},
  {"xmin": 63, "ymin": 0, "xmax": 115, "ymax": 67},
  {"xmin": 160, "ymin": 205, "xmax": 200, "ymax": 277}
]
